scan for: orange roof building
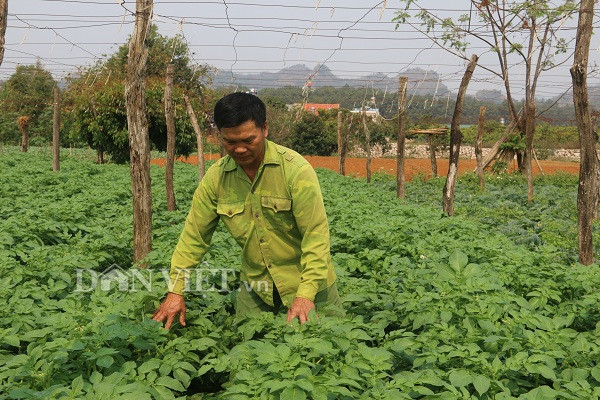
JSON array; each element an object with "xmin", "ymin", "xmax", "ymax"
[{"xmin": 303, "ymin": 103, "xmax": 340, "ymax": 115}]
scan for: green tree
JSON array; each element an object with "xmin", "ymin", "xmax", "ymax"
[
  {"xmin": 0, "ymin": 62, "xmax": 55, "ymax": 144},
  {"xmin": 289, "ymin": 113, "xmax": 336, "ymax": 156},
  {"xmin": 62, "ymin": 25, "xmax": 212, "ymax": 163},
  {"xmin": 394, "ymin": 0, "xmax": 577, "ymax": 201}
]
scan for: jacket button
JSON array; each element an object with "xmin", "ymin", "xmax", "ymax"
[
  {"xmin": 259, "ymin": 238, "xmax": 265, "ymax": 243},
  {"xmin": 251, "ymin": 188, "xmax": 255, "ymax": 194},
  {"xmin": 227, "ymin": 210, "xmax": 232, "ymax": 216},
  {"xmin": 267, "ymin": 264, "xmax": 272, "ymax": 269},
  {"xmin": 255, "ymin": 213, "xmax": 259, "ymax": 218}
]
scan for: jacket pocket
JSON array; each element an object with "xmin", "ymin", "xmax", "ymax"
[
  {"xmin": 217, "ymin": 201, "xmax": 246, "ymax": 238},
  {"xmin": 261, "ymin": 196, "xmax": 295, "ymax": 232}
]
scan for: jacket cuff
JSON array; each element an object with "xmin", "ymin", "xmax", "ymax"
[
  {"xmin": 168, "ymin": 268, "xmax": 188, "ymax": 295},
  {"xmin": 295, "ymin": 283, "xmax": 318, "ymax": 302}
]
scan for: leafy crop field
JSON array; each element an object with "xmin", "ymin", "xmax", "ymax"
[{"xmin": 1, "ymin": 152, "xmax": 600, "ymax": 399}]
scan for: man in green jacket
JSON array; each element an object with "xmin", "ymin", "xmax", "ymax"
[{"xmin": 152, "ymin": 92, "xmax": 342, "ymax": 329}]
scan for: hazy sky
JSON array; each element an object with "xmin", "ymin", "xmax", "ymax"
[{"xmin": 2, "ymin": 0, "xmax": 598, "ymax": 100}]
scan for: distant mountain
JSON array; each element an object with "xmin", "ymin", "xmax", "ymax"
[
  {"xmin": 549, "ymin": 85, "xmax": 600, "ymax": 107},
  {"xmin": 210, "ymin": 64, "xmax": 451, "ymax": 96},
  {"xmin": 475, "ymin": 89, "xmax": 505, "ymax": 104}
]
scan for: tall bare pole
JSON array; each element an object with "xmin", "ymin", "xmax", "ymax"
[
  {"xmin": 52, "ymin": 86, "xmax": 60, "ymax": 172},
  {"xmin": 361, "ymin": 105, "xmax": 372, "ymax": 183},
  {"xmin": 428, "ymin": 134, "xmax": 437, "ymax": 177},
  {"xmin": 475, "ymin": 106, "xmax": 486, "ymax": 191},
  {"xmin": 125, "ymin": 0, "xmax": 153, "ymax": 265},
  {"xmin": 570, "ymin": 0, "xmax": 596, "ymax": 265},
  {"xmin": 443, "ymin": 54, "xmax": 478, "ymax": 216},
  {"xmin": 0, "ymin": 0, "xmax": 7, "ymax": 67},
  {"xmin": 184, "ymin": 94, "xmax": 205, "ymax": 181},
  {"xmin": 164, "ymin": 64, "xmax": 177, "ymax": 211},
  {"xmin": 340, "ymin": 115, "xmax": 350, "ymax": 176},
  {"xmin": 397, "ymin": 77, "xmax": 408, "ymax": 198}
]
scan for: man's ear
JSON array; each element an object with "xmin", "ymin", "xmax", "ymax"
[{"xmin": 263, "ymin": 122, "xmax": 269, "ymax": 138}]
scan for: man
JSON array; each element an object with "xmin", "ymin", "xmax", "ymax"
[{"xmin": 152, "ymin": 92, "xmax": 342, "ymax": 329}]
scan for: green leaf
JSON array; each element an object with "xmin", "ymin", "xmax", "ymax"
[
  {"xmin": 96, "ymin": 355, "xmax": 114, "ymax": 369},
  {"xmin": 3, "ymin": 335, "xmax": 20, "ymax": 347},
  {"xmin": 71, "ymin": 375, "xmax": 84, "ymax": 394},
  {"xmin": 449, "ymin": 250, "xmax": 468, "ymax": 272},
  {"xmin": 139, "ymin": 358, "xmax": 161, "ymax": 375},
  {"xmin": 449, "ymin": 370, "xmax": 472, "ymax": 387},
  {"xmin": 196, "ymin": 365, "xmax": 212, "ymax": 377},
  {"xmin": 156, "ymin": 376, "xmax": 186, "ymax": 392},
  {"xmin": 591, "ymin": 365, "xmax": 600, "ymax": 382},
  {"xmin": 280, "ymin": 386, "xmax": 307, "ymax": 400},
  {"xmin": 537, "ymin": 365, "xmax": 557, "ymax": 380},
  {"xmin": 90, "ymin": 371, "xmax": 103, "ymax": 384},
  {"xmin": 472, "ymin": 375, "xmax": 490, "ymax": 395}
]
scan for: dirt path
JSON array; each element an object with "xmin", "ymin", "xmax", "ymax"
[{"xmin": 151, "ymin": 154, "xmax": 579, "ymax": 180}]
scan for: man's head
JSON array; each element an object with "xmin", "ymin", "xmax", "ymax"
[
  {"xmin": 214, "ymin": 92, "xmax": 269, "ymax": 170},
  {"xmin": 214, "ymin": 92, "xmax": 267, "ymax": 130}
]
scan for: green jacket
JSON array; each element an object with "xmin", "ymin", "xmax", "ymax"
[{"xmin": 169, "ymin": 140, "xmax": 336, "ymax": 306}]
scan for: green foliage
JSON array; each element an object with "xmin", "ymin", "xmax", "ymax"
[
  {"xmin": 462, "ymin": 122, "xmax": 580, "ymax": 150},
  {"xmin": 289, "ymin": 112, "xmax": 337, "ymax": 156},
  {"xmin": 1, "ymin": 151, "xmax": 600, "ymax": 399},
  {"xmin": 61, "ymin": 25, "xmax": 212, "ymax": 163},
  {"xmin": 0, "ymin": 63, "xmax": 56, "ymax": 144}
]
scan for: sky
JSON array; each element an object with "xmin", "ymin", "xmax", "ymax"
[{"xmin": 2, "ymin": 0, "xmax": 599, "ymax": 100}]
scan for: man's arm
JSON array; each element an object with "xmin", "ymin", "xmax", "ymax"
[
  {"xmin": 287, "ymin": 164, "xmax": 331, "ymax": 323},
  {"xmin": 152, "ymin": 167, "xmax": 220, "ymax": 329}
]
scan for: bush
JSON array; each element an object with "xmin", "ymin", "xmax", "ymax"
[{"xmin": 289, "ymin": 113, "xmax": 336, "ymax": 156}]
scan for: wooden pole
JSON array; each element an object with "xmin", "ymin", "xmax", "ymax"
[
  {"xmin": 164, "ymin": 64, "xmax": 177, "ymax": 211},
  {"xmin": 18, "ymin": 116, "xmax": 29, "ymax": 152},
  {"xmin": 90, "ymin": 101, "xmax": 104, "ymax": 164},
  {"xmin": 397, "ymin": 76, "xmax": 408, "ymax": 198},
  {"xmin": 475, "ymin": 106, "xmax": 486, "ymax": 191},
  {"xmin": 184, "ymin": 94, "xmax": 205, "ymax": 181},
  {"xmin": 125, "ymin": 0, "xmax": 154, "ymax": 265},
  {"xmin": 337, "ymin": 110, "xmax": 343, "ymax": 174},
  {"xmin": 361, "ymin": 105, "xmax": 372, "ymax": 183},
  {"xmin": 340, "ymin": 115, "xmax": 351, "ymax": 176},
  {"xmin": 443, "ymin": 54, "xmax": 478, "ymax": 216},
  {"xmin": 428, "ymin": 134, "xmax": 437, "ymax": 177},
  {"xmin": 532, "ymin": 148, "xmax": 544, "ymax": 175},
  {"xmin": 0, "ymin": 0, "xmax": 7, "ymax": 67},
  {"xmin": 52, "ymin": 86, "xmax": 60, "ymax": 172},
  {"xmin": 570, "ymin": 0, "xmax": 595, "ymax": 265}
]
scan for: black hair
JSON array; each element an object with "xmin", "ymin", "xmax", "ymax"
[{"xmin": 213, "ymin": 92, "xmax": 267, "ymax": 130}]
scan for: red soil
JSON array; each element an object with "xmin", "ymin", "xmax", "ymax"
[{"xmin": 151, "ymin": 154, "xmax": 579, "ymax": 180}]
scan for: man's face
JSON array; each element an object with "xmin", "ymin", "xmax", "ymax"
[{"xmin": 220, "ymin": 120, "xmax": 269, "ymax": 170}]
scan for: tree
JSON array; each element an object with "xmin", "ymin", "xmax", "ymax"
[
  {"xmin": 395, "ymin": 0, "xmax": 578, "ymax": 201},
  {"xmin": 0, "ymin": 0, "xmax": 7, "ymax": 67},
  {"xmin": 570, "ymin": 0, "xmax": 595, "ymax": 265},
  {"xmin": 0, "ymin": 63, "xmax": 56, "ymax": 144},
  {"xmin": 62, "ymin": 26, "xmax": 211, "ymax": 163},
  {"xmin": 290, "ymin": 113, "xmax": 337, "ymax": 156},
  {"xmin": 126, "ymin": 0, "xmax": 153, "ymax": 265}
]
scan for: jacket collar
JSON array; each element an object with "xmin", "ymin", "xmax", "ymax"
[{"xmin": 222, "ymin": 139, "xmax": 280, "ymax": 172}]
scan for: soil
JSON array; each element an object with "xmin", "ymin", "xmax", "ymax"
[{"xmin": 151, "ymin": 154, "xmax": 580, "ymax": 180}]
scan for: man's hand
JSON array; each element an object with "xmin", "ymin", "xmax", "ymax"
[
  {"xmin": 287, "ymin": 297, "xmax": 317, "ymax": 324},
  {"xmin": 152, "ymin": 293, "xmax": 186, "ymax": 330}
]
